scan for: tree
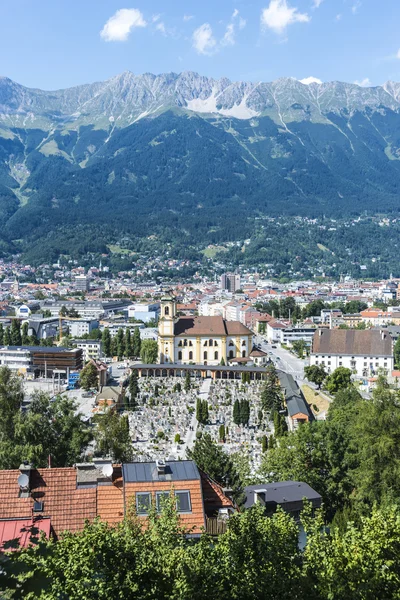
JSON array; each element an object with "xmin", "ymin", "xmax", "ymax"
[
  {"xmin": 21, "ymin": 322, "xmax": 29, "ymax": 346},
  {"xmin": 240, "ymin": 399, "xmax": 250, "ymax": 426},
  {"xmin": 219, "ymin": 424, "xmax": 226, "ymax": 442},
  {"xmin": 325, "ymin": 367, "xmax": 352, "ymax": 394},
  {"xmin": 79, "ymin": 361, "xmax": 99, "ymax": 391},
  {"xmin": 292, "ymin": 339, "xmax": 306, "ymax": 359},
  {"xmin": 261, "ymin": 364, "xmax": 282, "ymax": 413},
  {"xmin": 0, "ymin": 323, "xmax": 4, "ymax": 345},
  {"xmin": 132, "ymin": 327, "xmax": 141, "ymax": 358},
  {"xmin": 124, "ymin": 329, "xmax": 132, "ymax": 359},
  {"xmin": 394, "ymin": 337, "xmax": 400, "ymax": 368},
  {"xmin": 233, "ymin": 399, "xmax": 241, "ymax": 425},
  {"xmin": 261, "ymin": 435, "xmax": 268, "ymax": 453},
  {"xmin": 304, "ymin": 364, "xmax": 327, "ymax": 389},
  {"xmin": 59, "ymin": 305, "xmax": 68, "ymax": 317},
  {"xmin": 201, "ymin": 400, "xmax": 209, "ymax": 424},
  {"xmin": 117, "ymin": 328, "xmax": 125, "ymax": 359},
  {"xmin": 140, "ymin": 339, "xmax": 158, "ymax": 364},
  {"xmin": 102, "ymin": 327, "xmax": 111, "ymax": 358},
  {"xmin": 128, "ymin": 370, "xmax": 139, "ymax": 410},
  {"xmin": 95, "ymin": 411, "xmax": 133, "ymax": 463},
  {"xmin": 10, "ymin": 319, "xmax": 21, "ymax": 346},
  {"xmin": 187, "ymin": 433, "xmax": 242, "ymax": 495},
  {"xmin": 184, "ymin": 371, "xmax": 191, "ymax": 392},
  {"xmin": 3, "ymin": 326, "xmax": 10, "ymax": 346}
]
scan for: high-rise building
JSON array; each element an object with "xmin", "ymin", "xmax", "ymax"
[
  {"xmin": 74, "ymin": 275, "xmax": 90, "ymax": 292},
  {"xmin": 220, "ymin": 273, "xmax": 241, "ymax": 293}
]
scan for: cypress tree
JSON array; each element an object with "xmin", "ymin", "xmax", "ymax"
[
  {"xmin": 125, "ymin": 329, "xmax": 132, "ymax": 358},
  {"xmin": 0, "ymin": 323, "xmax": 4, "ymax": 345},
  {"xmin": 219, "ymin": 424, "xmax": 226, "ymax": 442},
  {"xmin": 132, "ymin": 327, "xmax": 141, "ymax": 358},
  {"xmin": 233, "ymin": 400, "xmax": 241, "ymax": 425},
  {"xmin": 117, "ymin": 328, "xmax": 125, "ymax": 359},
  {"xmin": 184, "ymin": 371, "xmax": 191, "ymax": 392},
  {"xmin": 261, "ymin": 435, "xmax": 268, "ymax": 453},
  {"xmin": 4, "ymin": 326, "xmax": 11, "ymax": 346},
  {"xmin": 240, "ymin": 399, "xmax": 250, "ymax": 426},
  {"xmin": 102, "ymin": 327, "xmax": 111, "ymax": 357}
]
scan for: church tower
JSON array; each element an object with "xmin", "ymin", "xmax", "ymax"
[{"xmin": 158, "ymin": 294, "xmax": 177, "ymax": 363}]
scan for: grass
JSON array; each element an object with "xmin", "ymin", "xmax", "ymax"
[
  {"xmin": 107, "ymin": 244, "xmax": 132, "ymax": 255},
  {"xmin": 201, "ymin": 246, "xmax": 228, "ymax": 259},
  {"xmin": 301, "ymin": 384, "xmax": 331, "ymax": 417}
]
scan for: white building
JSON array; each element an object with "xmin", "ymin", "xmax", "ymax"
[
  {"xmin": 310, "ymin": 329, "xmax": 393, "ymax": 377},
  {"xmin": 69, "ymin": 319, "xmax": 99, "ymax": 338},
  {"xmin": 266, "ymin": 320, "xmax": 287, "ymax": 343},
  {"xmin": 279, "ymin": 327, "xmax": 317, "ymax": 347},
  {"xmin": 127, "ymin": 303, "xmax": 160, "ymax": 323},
  {"xmin": 72, "ymin": 339, "xmax": 102, "ymax": 362}
]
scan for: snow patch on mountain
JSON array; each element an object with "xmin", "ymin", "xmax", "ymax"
[{"xmin": 300, "ymin": 77, "xmax": 323, "ymax": 85}]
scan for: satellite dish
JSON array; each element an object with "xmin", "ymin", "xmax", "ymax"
[
  {"xmin": 102, "ymin": 464, "xmax": 113, "ymax": 478},
  {"xmin": 18, "ymin": 473, "xmax": 29, "ymax": 489}
]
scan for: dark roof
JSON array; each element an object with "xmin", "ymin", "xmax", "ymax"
[
  {"xmin": 244, "ymin": 481, "xmax": 322, "ymax": 510},
  {"xmin": 311, "ymin": 329, "xmax": 393, "ymax": 357},
  {"xmin": 122, "ymin": 460, "xmax": 200, "ymax": 483},
  {"xmin": 0, "ymin": 346, "xmax": 79, "ymax": 354},
  {"xmin": 136, "ymin": 363, "xmax": 267, "ymax": 373},
  {"xmin": 173, "ymin": 316, "xmax": 251, "ymax": 337},
  {"xmin": 278, "ymin": 372, "xmax": 313, "ymax": 420}
]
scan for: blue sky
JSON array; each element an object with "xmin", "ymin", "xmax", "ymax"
[{"xmin": 1, "ymin": 0, "xmax": 400, "ymax": 89}]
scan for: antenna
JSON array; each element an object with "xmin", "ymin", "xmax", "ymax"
[
  {"xmin": 102, "ymin": 463, "xmax": 113, "ymax": 478},
  {"xmin": 17, "ymin": 473, "xmax": 29, "ymax": 490}
]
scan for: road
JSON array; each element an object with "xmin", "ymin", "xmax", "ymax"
[{"xmin": 254, "ymin": 334, "xmax": 307, "ymax": 381}]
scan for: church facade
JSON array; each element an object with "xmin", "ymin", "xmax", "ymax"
[{"xmin": 158, "ymin": 295, "xmax": 253, "ymax": 365}]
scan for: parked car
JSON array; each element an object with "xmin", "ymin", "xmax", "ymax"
[{"xmin": 271, "ymin": 345, "xmax": 277, "ymax": 348}]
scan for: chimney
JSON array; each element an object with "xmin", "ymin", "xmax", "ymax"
[{"xmin": 156, "ymin": 459, "xmax": 166, "ymax": 475}]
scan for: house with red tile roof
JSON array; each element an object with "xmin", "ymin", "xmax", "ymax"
[{"xmin": 0, "ymin": 460, "xmax": 233, "ymax": 550}]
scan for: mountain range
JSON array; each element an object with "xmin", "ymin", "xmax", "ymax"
[{"xmin": 1, "ymin": 71, "xmax": 400, "ymax": 262}]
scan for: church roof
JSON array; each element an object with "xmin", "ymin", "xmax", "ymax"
[{"xmin": 174, "ymin": 316, "xmax": 251, "ymax": 337}]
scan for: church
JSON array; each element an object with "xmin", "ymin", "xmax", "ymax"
[{"xmin": 158, "ymin": 294, "xmax": 254, "ymax": 365}]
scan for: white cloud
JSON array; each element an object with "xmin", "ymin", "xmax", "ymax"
[
  {"xmin": 192, "ymin": 23, "xmax": 217, "ymax": 55},
  {"xmin": 354, "ymin": 78, "xmax": 372, "ymax": 87},
  {"xmin": 221, "ymin": 23, "xmax": 235, "ymax": 47},
  {"xmin": 352, "ymin": 1, "xmax": 362, "ymax": 14},
  {"xmin": 156, "ymin": 22, "xmax": 166, "ymax": 35},
  {"xmin": 397, "ymin": 48, "xmax": 400, "ymax": 59},
  {"xmin": 335, "ymin": 13, "xmax": 342, "ymax": 21},
  {"xmin": 183, "ymin": 15, "xmax": 194, "ymax": 22},
  {"xmin": 300, "ymin": 76, "xmax": 322, "ymax": 85},
  {"xmin": 152, "ymin": 14, "xmax": 161, "ymax": 23},
  {"xmin": 100, "ymin": 8, "xmax": 146, "ymax": 42},
  {"xmin": 232, "ymin": 9, "xmax": 240, "ymax": 18},
  {"xmin": 261, "ymin": 0, "xmax": 310, "ymax": 34},
  {"xmin": 239, "ymin": 17, "xmax": 247, "ymax": 29},
  {"xmin": 313, "ymin": 0, "xmax": 324, "ymax": 7}
]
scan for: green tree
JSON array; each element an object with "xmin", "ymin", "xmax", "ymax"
[
  {"xmin": 117, "ymin": 328, "xmax": 125, "ymax": 359},
  {"xmin": 184, "ymin": 371, "xmax": 191, "ymax": 392},
  {"xmin": 394, "ymin": 337, "xmax": 400, "ymax": 368},
  {"xmin": 304, "ymin": 364, "xmax": 327, "ymax": 389},
  {"xmin": 128, "ymin": 370, "xmax": 139, "ymax": 410},
  {"xmin": 261, "ymin": 364, "xmax": 282, "ymax": 413},
  {"xmin": 201, "ymin": 400, "xmax": 209, "ymax": 424},
  {"xmin": 174, "ymin": 433, "xmax": 181, "ymax": 444},
  {"xmin": 124, "ymin": 329, "xmax": 132, "ymax": 359},
  {"xmin": 132, "ymin": 327, "xmax": 141, "ymax": 358},
  {"xmin": 10, "ymin": 319, "xmax": 21, "ymax": 346},
  {"xmin": 240, "ymin": 399, "xmax": 250, "ymax": 426},
  {"xmin": 0, "ymin": 323, "xmax": 4, "ymax": 345},
  {"xmin": 325, "ymin": 367, "xmax": 352, "ymax": 394},
  {"xmin": 21, "ymin": 322, "xmax": 29, "ymax": 346},
  {"xmin": 102, "ymin": 327, "xmax": 111, "ymax": 357},
  {"xmin": 3, "ymin": 326, "xmax": 10, "ymax": 346},
  {"xmin": 219, "ymin": 424, "xmax": 226, "ymax": 442},
  {"xmin": 95, "ymin": 411, "xmax": 133, "ymax": 463},
  {"xmin": 140, "ymin": 339, "xmax": 158, "ymax": 364},
  {"xmin": 292, "ymin": 339, "xmax": 306, "ymax": 358},
  {"xmin": 233, "ymin": 399, "xmax": 241, "ymax": 425},
  {"xmin": 261, "ymin": 435, "xmax": 268, "ymax": 453},
  {"xmin": 79, "ymin": 361, "xmax": 99, "ymax": 391}
]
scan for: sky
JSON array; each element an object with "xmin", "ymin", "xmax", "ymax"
[{"xmin": 1, "ymin": 0, "xmax": 400, "ymax": 90}]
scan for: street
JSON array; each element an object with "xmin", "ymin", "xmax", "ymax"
[{"xmin": 254, "ymin": 334, "xmax": 307, "ymax": 381}]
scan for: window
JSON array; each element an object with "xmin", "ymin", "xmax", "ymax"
[
  {"xmin": 214, "ymin": 351, "xmax": 218, "ymax": 360},
  {"xmin": 184, "ymin": 339, "xmax": 187, "ymax": 347},
  {"xmin": 203, "ymin": 341, "xmax": 207, "ymax": 347},
  {"xmin": 242, "ymin": 350, "xmax": 246, "ymax": 357},
  {"xmin": 164, "ymin": 306, "xmax": 169, "ymax": 316},
  {"xmin": 229, "ymin": 341, "xmax": 234, "ymax": 347},
  {"xmin": 339, "ymin": 362, "xmax": 342, "ymax": 366},
  {"xmin": 136, "ymin": 492, "xmax": 151, "ymax": 515},
  {"xmin": 156, "ymin": 491, "xmax": 170, "ymax": 512},
  {"xmin": 189, "ymin": 341, "xmax": 193, "ymax": 347},
  {"xmin": 229, "ymin": 350, "xmax": 234, "ymax": 358},
  {"xmin": 204, "ymin": 351, "xmax": 208, "ymax": 360},
  {"xmin": 242, "ymin": 341, "xmax": 246, "ymax": 347},
  {"xmin": 175, "ymin": 491, "xmax": 191, "ymax": 513},
  {"xmin": 328, "ymin": 361, "xmax": 331, "ymax": 365},
  {"xmin": 364, "ymin": 362, "xmax": 367, "ymax": 367},
  {"xmin": 178, "ymin": 351, "xmax": 182, "ymax": 360},
  {"xmin": 189, "ymin": 351, "xmax": 193, "ymax": 360},
  {"xmin": 214, "ymin": 340, "xmax": 218, "ymax": 346},
  {"xmin": 209, "ymin": 339, "xmax": 213, "ymax": 347}
]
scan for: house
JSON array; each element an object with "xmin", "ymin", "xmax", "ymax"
[
  {"xmin": 310, "ymin": 329, "xmax": 393, "ymax": 377},
  {"xmin": 278, "ymin": 371, "xmax": 313, "ymax": 431},
  {"xmin": 266, "ymin": 320, "xmax": 287, "ymax": 343},
  {"xmin": 89, "ymin": 358, "xmax": 109, "ymax": 388},
  {"xmin": 243, "ymin": 481, "xmax": 322, "ymax": 517},
  {"xmin": 278, "ymin": 327, "xmax": 316, "ymax": 348},
  {"xmin": 68, "ymin": 319, "xmax": 99, "ymax": 338},
  {"xmin": 0, "ymin": 460, "xmax": 233, "ymax": 550},
  {"xmin": 249, "ymin": 348, "xmax": 269, "ymax": 366},
  {"xmin": 158, "ymin": 295, "xmax": 253, "ymax": 365},
  {"xmin": 94, "ymin": 386, "xmax": 124, "ymax": 413},
  {"xmin": 72, "ymin": 339, "xmax": 102, "ymax": 362}
]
